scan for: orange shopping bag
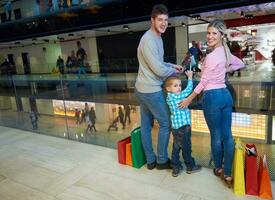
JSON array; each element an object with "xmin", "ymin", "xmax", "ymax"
[
  {"xmin": 125, "ymin": 143, "xmax": 133, "ymax": 166},
  {"xmin": 258, "ymin": 154, "xmax": 273, "ymax": 200}
]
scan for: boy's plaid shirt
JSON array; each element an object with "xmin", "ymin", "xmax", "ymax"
[{"xmin": 166, "ymin": 80, "xmax": 193, "ymax": 129}]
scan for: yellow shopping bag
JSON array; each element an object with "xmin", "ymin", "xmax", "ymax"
[{"xmin": 233, "ymin": 138, "xmax": 245, "ymax": 195}]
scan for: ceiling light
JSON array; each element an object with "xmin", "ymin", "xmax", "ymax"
[
  {"xmin": 14, "ymin": 41, "xmax": 20, "ymax": 44},
  {"xmin": 68, "ymin": 33, "xmax": 74, "ymax": 36},
  {"xmin": 181, "ymin": 22, "xmax": 186, "ymax": 27},
  {"xmin": 43, "ymin": 39, "xmax": 49, "ymax": 42},
  {"xmin": 168, "ymin": 23, "xmax": 172, "ymax": 27},
  {"xmin": 32, "ymin": 38, "xmax": 37, "ymax": 41},
  {"xmin": 123, "ymin": 25, "xmax": 129, "ymax": 30}
]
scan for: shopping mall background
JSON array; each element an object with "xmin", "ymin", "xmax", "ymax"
[{"xmin": 0, "ymin": 0, "xmax": 275, "ymax": 179}]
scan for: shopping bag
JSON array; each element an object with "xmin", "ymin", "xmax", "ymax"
[
  {"xmin": 245, "ymin": 144, "xmax": 258, "ymax": 196},
  {"xmin": 125, "ymin": 143, "xmax": 133, "ymax": 166},
  {"xmin": 233, "ymin": 138, "xmax": 245, "ymax": 195},
  {"xmin": 258, "ymin": 154, "xmax": 273, "ymax": 200},
  {"xmin": 131, "ymin": 127, "xmax": 146, "ymax": 168},
  {"xmin": 117, "ymin": 136, "xmax": 131, "ymax": 165}
]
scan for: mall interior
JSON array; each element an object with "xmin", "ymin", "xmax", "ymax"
[{"xmin": 0, "ymin": 0, "xmax": 275, "ymax": 199}]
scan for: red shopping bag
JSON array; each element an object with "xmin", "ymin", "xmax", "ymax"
[
  {"xmin": 117, "ymin": 136, "xmax": 131, "ymax": 165},
  {"xmin": 245, "ymin": 144, "xmax": 258, "ymax": 196},
  {"xmin": 258, "ymin": 154, "xmax": 273, "ymax": 200}
]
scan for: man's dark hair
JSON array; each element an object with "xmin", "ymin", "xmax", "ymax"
[{"xmin": 151, "ymin": 4, "xmax": 168, "ymax": 19}]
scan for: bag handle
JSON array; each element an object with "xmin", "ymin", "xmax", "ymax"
[
  {"xmin": 131, "ymin": 127, "xmax": 141, "ymax": 135},
  {"xmin": 235, "ymin": 138, "xmax": 257, "ymax": 156}
]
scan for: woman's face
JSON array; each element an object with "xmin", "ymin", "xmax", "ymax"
[{"xmin": 206, "ymin": 26, "xmax": 223, "ymax": 49}]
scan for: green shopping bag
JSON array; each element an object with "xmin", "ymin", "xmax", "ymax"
[{"xmin": 131, "ymin": 127, "xmax": 146, "ymax": 168}]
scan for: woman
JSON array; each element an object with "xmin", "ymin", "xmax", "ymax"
[{"xmin": 179, "ymin": 20, "xmax": 245, "ymax": 187}]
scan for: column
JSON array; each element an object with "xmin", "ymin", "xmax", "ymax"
[
  {"xmin": 175, "ymin": 26, "xmax": 189, "ymax": 65},
  {"xmin": 87, "ymin": 37, "xmax": 100, "ymax": 73}
]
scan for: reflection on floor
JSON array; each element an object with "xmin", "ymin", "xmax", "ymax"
[
  {"xmin": 1, "ymin": 109, "xmax": 275, "ymax": 182},
  {"xmin": 0, "ymin": 126, "xmax": 274, "ymax": 200}
]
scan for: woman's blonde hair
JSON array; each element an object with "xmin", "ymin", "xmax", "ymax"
[{"xmin": 208, "ymin": 19, "xmax": 231, "ymax": 67}]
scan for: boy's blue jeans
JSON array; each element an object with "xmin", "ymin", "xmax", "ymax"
[
  {"xmin": 135, "ymin": 90, "xmax": 170, "ymax": 164},
  {"xmin": 202, "ymin": 88, "xmax": 234, "ymax": 176},
  {"xmin": 171, "ymin": 125, "xmax": 196, "ymax": 169}
]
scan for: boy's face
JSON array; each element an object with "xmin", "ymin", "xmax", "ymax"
[{"xmin": 166, "ymin": 79, "xmax": 182, "ymax": 94}]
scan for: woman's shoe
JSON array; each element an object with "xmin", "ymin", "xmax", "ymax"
[
  {"xmin": 223, "ymin": 176, "xmax": 233, "ymax": 188},
  {"xmin": 213, "ymin": 168, "xmax": 223, "ymax": 177}
]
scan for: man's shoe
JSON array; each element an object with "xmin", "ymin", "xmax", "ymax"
[
  {"xmin": 156, "ymin": 159, "xmax": 172, "ymax": 170},
  {"xmin": 172, "ymin": 167, "xmax": 180, "ymax": 177},
  {"xmin": 186, "ymin": 165, "xmax": 202, "ymax": 174},
  {"xmin": 147, "ymin": 161, "xmax": 156, "ymax": 170}
]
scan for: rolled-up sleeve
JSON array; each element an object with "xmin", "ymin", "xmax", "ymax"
[{"xmin": 226, "ymin": 54, "xmax": 245, "ymax": 72}]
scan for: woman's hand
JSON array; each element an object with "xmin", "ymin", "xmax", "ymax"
[{"xmin": 178, "ymin": 97, "xmax": 192, "ymax": 109}]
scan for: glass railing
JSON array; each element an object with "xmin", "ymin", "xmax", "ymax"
[{"xmin": 0, "ymin": 58, "xmax": 275, "ymax": 180}]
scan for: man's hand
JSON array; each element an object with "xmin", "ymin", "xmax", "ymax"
[{"xmin": 172, "ymin": 64, "xmax": 184, "ymax": 73}]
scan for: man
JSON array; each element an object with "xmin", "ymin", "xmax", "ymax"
[
  {"xmin": 188, "ymin": 41, "xmax": 201, "ymax": 72},
  {"xmin": 76, "ymin": 41, "xmax": 87, "ymax": 78},
  {"xmin": 56, "ymin": 55, "xmax": 65, "ymax": 74},
  {"xmin": 123, "ymin": 104, "xmax": 131, "ymax": 124},
  {"xmin": 5, "ymin": 1, "xmax": 12, "ymax": 21},
  {"xmin": 89, "ymin": 107, "xmax": 97, "ymax": 132},
  {"xmin": 135, "ymin": 4, "xmax": 183, "ymax": 170}
]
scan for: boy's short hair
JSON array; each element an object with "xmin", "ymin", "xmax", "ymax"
[
  {"xmin": 164, "ymin": 76, "xmax": 180, "ymax": 92},
  {"xmin": 151, "ymin": 4, "xmax": 169, "ymax": 19}
]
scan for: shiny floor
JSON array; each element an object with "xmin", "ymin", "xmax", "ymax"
[
  {"xmin": 1, "ymin": 109, "xmax": 275, "ymax": 180},
  {"xmin": 0, "ymin": 126, "xmax": 274, "ymax": 200}
]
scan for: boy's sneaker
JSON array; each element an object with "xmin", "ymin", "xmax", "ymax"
[
  {"xmin": 186, "ymin": 165, "xmax": 202, "ymax": 174},
  {"xmin": 147, "ymin": 161, "xmax": 156, "ymax": 170},
  {"xmin": 172, "ymin": 167, "xmax": 180, "ymax": 177},
  {"xmin": 156, "ymin": 159, "xmax": 172, "ymax": 170}
]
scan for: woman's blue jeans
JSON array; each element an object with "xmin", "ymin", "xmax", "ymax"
[
  {"xmin": 202, "ymin": 88, "xmax": 234, "ymax": 176},
  {"xmin": 135, "ymin": 90, "xmax": 170, "ymax": 164}
]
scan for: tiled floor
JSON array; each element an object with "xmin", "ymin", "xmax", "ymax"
[{"xmin": 0, "ymin": 126, "xmax": 274, "ymax": 200}]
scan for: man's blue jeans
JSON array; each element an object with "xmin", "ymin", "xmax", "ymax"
[
  {"xmin": 135, "ymin": 90, "xmax": 170, "ymax": 164},
  {"xmin": 202, "ymin": 88, "xmax": 234, "ymax": 176}
]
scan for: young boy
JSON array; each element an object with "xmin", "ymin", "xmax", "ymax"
[{"xmin": 164, "ymin": 71, "xmax": 202, "ymax": 177}]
